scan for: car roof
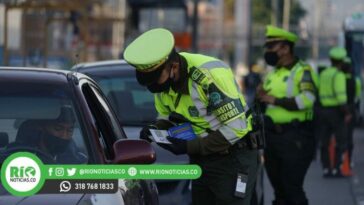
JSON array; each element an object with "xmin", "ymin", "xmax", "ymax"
[
  {"xmin": 0, "ymin": 67, "xmax": 88, "ymax": 85},
  {"xmin": 72, "ymin": 60, "xmax": 128, "ymax": 69},
  {"xmin": 72, "ymin": 60, "xmax": 135, "ymax": 75}
]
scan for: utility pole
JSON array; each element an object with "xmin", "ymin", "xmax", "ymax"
[
  {"xmin": 191, "ymin": 0, "xmax": 199, "ymax": 53},
  {"xmin": 234, "ymin": 0, "xmax": 251, "ymax": 70},
  {"xmin": 283, "ymin": 0, "xmax": 291, "ymax": 30},
  {"xmin": 271, "ymin": 0, "xmax": 279, "ymax": 26},
  {"xmin": 216, "ymin": 0, "xmax": 224, "ymax": 58},
  {"xmin": 312, "ymin": 0, "xmax": 322, "ymax": 62}
]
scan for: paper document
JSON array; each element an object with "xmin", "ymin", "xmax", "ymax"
[{"xmin": 149, "ymin": 129, "xmax": 171, "ymax": 144}]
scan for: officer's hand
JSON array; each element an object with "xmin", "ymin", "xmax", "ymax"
[
  {"xmin": 157, "ymin": 137, "xmax": 187, "ymax": 155},
  {"xmin": 260, "ymin": 94, "xmax": 275, "ymax": 104},
  {"xmin": 139, "ymin": 125, "xmax": 156, "ymax": 142}
]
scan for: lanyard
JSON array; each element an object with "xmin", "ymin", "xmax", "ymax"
[{"xmin": 174, "ymin": 93, "xmax": 182, "ymax": 109}]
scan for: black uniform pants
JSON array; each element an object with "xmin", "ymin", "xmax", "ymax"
[
  {"xmin": 190, "ymin": 145, "xmax": 258, "ymax": 205},
  {"xmin": 317, "ymin": 107, "xmax": 347, "ymax": 171},
  {"xmin": 265, "ymin": 122, "xmax": 315, "ymax": 205},
  {"xmin": 347, "ymin": 105, "xmax": 355, "ymax": 165}
]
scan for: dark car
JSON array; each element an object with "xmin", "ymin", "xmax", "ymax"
[
  {"xmin": 73, "ymin": 60, "xmax": 191, "ymax": 205},
  {"xmin": 0, "ymin": 67, "xmax": 159, "ymax": 205}
]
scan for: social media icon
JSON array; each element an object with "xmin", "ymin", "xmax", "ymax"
[
  {"xmin": 55, "ymin": 168, "xmax": 64, "ymax": 177},
  {"xmin": 48, "ymin": 168, "xmax": 53, "ymax": 176},
  {"xmin": 67, "ymin": 168, "xmax": 76, "ymax": 176},
  {"xmin": 60, "ymin": 181, "xmax": 71, "ymax": 192},
  {"xmin": 128, "ymin": 167, "xmax": 137, "ymax": 177}
]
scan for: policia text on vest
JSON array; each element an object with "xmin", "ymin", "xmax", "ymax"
[{"xmin": 123, "ymin": 28, "xmax": 260, "ymax": 205}]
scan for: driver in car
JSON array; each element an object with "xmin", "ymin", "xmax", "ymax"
[
  {"xmin": 10, "ymin": 106, "xmax": 87, "ymax": 164},
  {"xmin": 38, "ymin": 107, "xmax": 87, "ymax": 164}
]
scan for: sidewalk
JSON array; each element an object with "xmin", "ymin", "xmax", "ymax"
[
  {"xmin": 263, "ymin": 129, "xmax": 364, "ymax": 205},
  {"xmin": 351, "ymin": 128, "xmax": 364, "ymax": 205}
]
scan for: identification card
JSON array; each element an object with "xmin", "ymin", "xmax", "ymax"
[
  {"xmin": 234, "ymin": 173, "xmax": 248, "ymax": 198},
  {"xmin": 149, "ymin": 129, "xmax": 171, "ymax": 144}
]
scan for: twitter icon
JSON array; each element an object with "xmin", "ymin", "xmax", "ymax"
[{"xmin": 67, "ymin": 168, "xmax": 77, "ymax": 176}]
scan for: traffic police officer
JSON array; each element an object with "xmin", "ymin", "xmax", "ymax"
[
  {"xmin": 318, "ymin": 47, "xmax": 349, "ymax": 177},
  {"xmin": 342, "ymin": 57, "xmax": 355, "ymax": 167},
  {"xmin": 257, "ymin": 25, "xmax": 317, "ymax": 205},
  {"xmin": 123, "ymin": 28, "xmax": 259, "ymax": 205}
]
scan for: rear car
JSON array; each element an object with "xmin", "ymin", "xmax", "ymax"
[
  {"xmin": 73, "ymin": 60, "xmax": 191, "ymax": 205},
  {"xmin": 0, "ymin": 67, "xmax": 159, "ymax": 205}
]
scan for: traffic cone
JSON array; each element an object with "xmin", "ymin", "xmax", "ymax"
[
  {"xmin": 328, "ymin": 135, "xmax": 352, "ymax": 176},
  {"xmin": 341, "ymin": 151, "xmax": 353, "ymax": 176}
]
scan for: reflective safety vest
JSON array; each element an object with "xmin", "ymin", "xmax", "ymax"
[
  {"xmin": 263, "ymin": 60, "xmax": 318, "ymax": 124},
  {"xmin": 355, "ymin": 77, "xmax": 362, "ymax": 103},
  {"xmin": 154, "ymin": 52, "xmax": 252, "ymax": 144},
  {"xmin": 319, "ymin": 66, "xmax": 347, "ymax": 107}
]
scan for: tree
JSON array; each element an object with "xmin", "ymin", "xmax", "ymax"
[{"xmin": 252, "ymin": 0, "xmax": 306, "ymax": 26}]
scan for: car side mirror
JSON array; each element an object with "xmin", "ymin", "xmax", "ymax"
[{"xmin": 113, "ymin": 139, "xmax": 156, "ymax": 164}]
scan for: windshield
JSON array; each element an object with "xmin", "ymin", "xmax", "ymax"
[
  {"xmin": 0, "ymin": 82, "xmax": 89, "ymax": 164},
  {"xmin": 84, "ymin": 65, "xmax": 158, "ymax": 126}
]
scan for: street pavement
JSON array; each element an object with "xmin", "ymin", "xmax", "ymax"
[{"xmin": 263, "ymin": 128, "xmax": 364, "ymax": 205}]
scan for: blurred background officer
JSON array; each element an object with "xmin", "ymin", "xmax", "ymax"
[
  {"xmin": 242, "ymin": 64, "xmax": 262, "ymax": 107},
  {"xmin": 257, "ymin": 25, "xmax": 317, "ymax": 205},
  {"xmin": 341, "ymin": 57, "xmax": 358, "ymax": 168},
  {"xmin": 318, "ymin": 47, "xmax": 349, "ymax": 177},
  {"xmin": 124, "ymin": 28, "xmax": 259, "ymax": 205}
]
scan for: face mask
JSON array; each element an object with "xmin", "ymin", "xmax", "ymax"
[
  {"xmin": 264, "ymin": 51, "xmax": 280, "ymax": 66},
  {"xmin": 147, "ymin": 78, "xmax": 172, "ymax": 93},
  {"xmin": 43, "ymin": 133, "xmax": 71, "ymax": 155},
  {"xmin": 147, "ymin": 67, "xmax": 174, "ymax": 93}
]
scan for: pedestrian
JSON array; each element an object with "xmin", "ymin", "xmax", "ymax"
[
  {"xmin": 257, "ymin": 25, "xmax": 318, "ymax": 205},
  {"xmin": 123, "ymin": 28, "xmax": 260, "ymax": 205},
  {"xmin": 318, "ymin": 47, "xmax": 350, "ymax": 177}
]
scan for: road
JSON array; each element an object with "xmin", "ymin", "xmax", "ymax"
[{"xmin": 263, "ymin": 128, "xmax": 364, "ymax": 205}]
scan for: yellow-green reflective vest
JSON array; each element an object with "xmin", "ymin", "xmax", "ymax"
[
  {"xmin": 319, "ymin": 66, "xmax": 347, "ymax": 107},
  {"xmin": 154, "ymin": 52, "xmax": 252, "ymax": 144},
  {"xmin": 263, "ymin": 61, "xmax": 318, "ymax": 124},
  {"xmin": 355, "ymin": 77, "xmax": 362, "ymax": 103}
]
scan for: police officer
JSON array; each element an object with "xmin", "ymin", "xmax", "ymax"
[
  {"xmin": 257, "ymin": 26, "xmax": 317, "ymax": 205},
  {"xmin": 341, "ymin": 56, "xmax": 358, "ymax": 169},
  {"xmin": 318, "ymin": 47, "xmax": 349, "ymax": 177},
  {"xmin": 123, "ymin": 28, "xmax": 259, "ymax": 205}
]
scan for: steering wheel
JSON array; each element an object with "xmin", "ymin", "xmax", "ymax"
[{"xmin": 3, "ymin": 145, "xmax": 56, "ymax": 164}]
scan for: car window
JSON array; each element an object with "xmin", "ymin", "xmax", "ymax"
[
  {"xmin": 0, "ymin": 82, "xmax": 89, "ymax": 164},
  {"xmin": 81, "ymin": 81, "xmax": 125, "ymax": 160},
  {"xmin": 83, "ymin": 65, "xmax": 158, "ymax": 126}
]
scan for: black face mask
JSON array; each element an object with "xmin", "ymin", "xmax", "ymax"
[
  {"xmin": 264, "ymin": 51, "xmax": 280, "ymax": 66},
  {"xmin": 147, "ymin": 78, "xmax": 172, "ymax": 93},
  {"xmin": 43, "ymin": 133, "xmax": 71, "ymax": 155},
  {"xmin": 147, "ymin": 67, "xmax": 174, "ymax": 93}
]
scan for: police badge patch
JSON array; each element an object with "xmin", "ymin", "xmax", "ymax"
[{"xmin": 188, "ymin": 106, "xmax": 199, "ymax": 117}]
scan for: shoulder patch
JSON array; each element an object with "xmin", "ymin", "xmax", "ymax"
[
  {"xmin": 302, "ymin": 70, "xmax": 313, "ymax": 82},
  {"xmin": 190, "ymin": 67, "xmax": 206, "ymax": 84}
]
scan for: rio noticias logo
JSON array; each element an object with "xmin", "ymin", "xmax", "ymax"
[{"xmin": 1, "ymin": 152, "xmax": 45, "ymax": 196}]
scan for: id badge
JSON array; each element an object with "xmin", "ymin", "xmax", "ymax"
[
  {"xmin": 167, "ymin": 123, "xmax": 197, "ymax": 141},
  {"xmin": 234, "ymin": 173, "xmax": 248, "ymax": 198}
]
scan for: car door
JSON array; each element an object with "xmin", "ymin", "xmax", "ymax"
[{"xmin": 79, "ymin": 78, "xmax": 159, "ymax": 205}]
